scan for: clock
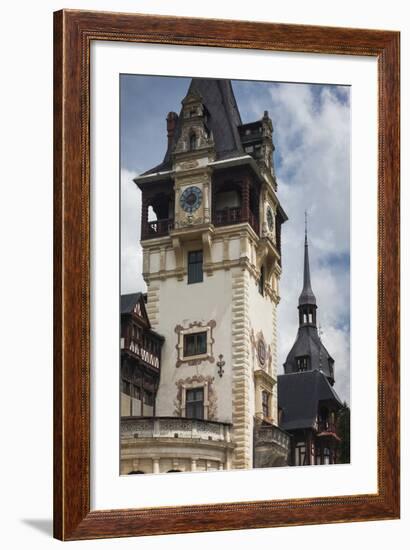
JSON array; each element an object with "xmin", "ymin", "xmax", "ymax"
[
  {"xmin": 180, "ymin": 186, "xmax": 203, "ymax": 214},
  {"xmin": 266, "ymin": 206, "xmax": 274, "ymax": 232}
]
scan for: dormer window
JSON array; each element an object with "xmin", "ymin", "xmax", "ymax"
[
  {"xmin": 296, "ymin": 356, "xmax": 310, "ymax": 372},
  {"xmin": 189, "ymin": 132, "xmax": 197, "ymax": 150}
]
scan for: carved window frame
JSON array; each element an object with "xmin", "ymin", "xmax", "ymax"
[{"xmin": 175, "ymin": 320, "xmax": 216, "ymax": 367}]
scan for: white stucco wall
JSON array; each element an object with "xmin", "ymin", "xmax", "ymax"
[{"xmin": 154, "ymin": 267, "xmax": 234, "ymax": 423}]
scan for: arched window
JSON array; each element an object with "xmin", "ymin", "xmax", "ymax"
[
  {"xmin": 128, "ymin": 470, "xmax": 145, "ymax": 474},
  {"xmin": 167, "ymin": 469, "xmax": 182, "ymax": 473},
  {"xmin": 189, "ymin": 132, "xmax": 196, "ymax": 150}
]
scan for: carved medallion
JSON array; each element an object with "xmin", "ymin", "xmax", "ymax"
[{"xmin": 266, "ymin": 206, "xmax": 274, "ymax": 232}]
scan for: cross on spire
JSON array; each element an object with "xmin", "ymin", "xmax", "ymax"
[{"xmin": 304, "ymin": 210, "xmax": 308, "ymax": 244}]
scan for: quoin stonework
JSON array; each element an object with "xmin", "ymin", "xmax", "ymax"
[{"xmin": 120, "ymin": 78, "xmax": 346, "ymax": 474}]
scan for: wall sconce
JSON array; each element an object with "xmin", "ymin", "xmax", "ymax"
[{"xmin": 217, "ymin": 354, "xmax": 225, "ymax": 378}]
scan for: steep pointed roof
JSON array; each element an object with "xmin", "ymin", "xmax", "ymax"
[
  {"xmin": 278, "ymin": 370, "xmax": 342, "ymax": 431},
  {"xmin": 299, "ymin": 215, "xmax": 316, "ymax": 306},
  {"xmin": 284, "ymin": 219, "xmax": 335, "ymax": 384},
  {"xmin": 188, "ymin": 78, "xmax": 243, "ymax": 156},
  {"xmin": 283, "ymin": 325, "xmax": 334, "ymax": 382},
  {"xmin": 141, "ymin": 78, "xmax": 244, "ymax": 175}
]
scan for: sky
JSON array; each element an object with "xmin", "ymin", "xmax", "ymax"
[{"xmin": 120, "ymin": 74, "xmax": 351, "ymax": 404}]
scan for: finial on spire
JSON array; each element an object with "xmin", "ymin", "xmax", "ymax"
[
  {"xmin": 304, "ymin": 210, "xmax": 308, "ymax": 245},
  {"xmin": 298, "ymin": 209, "xmax": 316, "ymax": 307}
]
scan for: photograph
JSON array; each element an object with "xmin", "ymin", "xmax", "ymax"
[{"xmin": 119, "ymin": 75, "xmax": 351, "ymax": 474}]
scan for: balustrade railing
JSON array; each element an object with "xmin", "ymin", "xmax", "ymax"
[
  {"xmin": 317, "ymin": 421, "xmax": 337, "ymax": 434},
  {"xmin": 121, "ymin": 337, "xmax": 160, "ymax": 369},
  {"xmin": 254, "ymin": 423, "xmax": 291, "ymax": 451},
  {"xmin": 213, "ymin": 206, "xmax": 259, "ymax": 234},
  {"xmin": 121, "ymin": 416, "xmax": 232, "ymax": 443},
  {"xmin": 143, "ymin": 218, "xmax": 174, "ymax": 239}
]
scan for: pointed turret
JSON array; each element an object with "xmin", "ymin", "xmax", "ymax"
[
  {"xmin": 298, "ymin": 214, "xmax": 317, "ymax": 327},
  {"xmin": 284, "ymin": 215, "xmax": 335, "ymax": 385},
  {"xmin": 298, "ymin": 214, "xmax": 316, "ymax": 308}
]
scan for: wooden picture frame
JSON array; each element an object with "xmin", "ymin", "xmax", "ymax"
[{"xmin": 53, "ymin": 9, "xmax": 400, "ymax": 541}]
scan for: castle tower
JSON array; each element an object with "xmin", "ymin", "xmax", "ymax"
[
  {"xmin": 278, "ymin": 221, "xmax": 343, "ymax": 466},
  {"xmin": 128, "ymin": 78, "xmax": 289, "ymax": 473},
  {"xmin": 283, "ymin": 218, "xmax": 334, "ymax": 384}
]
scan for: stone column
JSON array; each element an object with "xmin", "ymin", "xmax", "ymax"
[
  {"xmin": 203, "ymin": 179, "xmax": 210, "ymax": 223},
  {"xmin": 191, "ymin": 459, "xmax": 197, "ymax": 472},
  {"xmin": 153, "ymin": 458, "xmax": 160, "ymax": 474},
  {"xmin": 241, "ymin": 178, "xmax": 250, "ymax": 223},
  {"xmin": 141, "ymin": 194, "xmax": 150, "ymax": 239}
]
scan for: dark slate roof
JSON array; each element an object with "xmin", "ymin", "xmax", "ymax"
[
  {"xmin": 299, "ymin": 233, "xmax": 316, "ymax": 306},
  {"xmin": 141, "ymin": 78, "xmax": 245, "ymax": 176},
  {"xmin": 120, "ymin": 292, "xmax": 143, "ymax": 314},
  {"xmin": 121, "ymin": 293, "xmax": 165, "ymax": 340},
  {"xmin": 278, "ymin": 371, "xmax": 342, "ymax": 431},
  {"xmin": 283, "ymin": 325, "xmax": 334, "ymax": 380}
]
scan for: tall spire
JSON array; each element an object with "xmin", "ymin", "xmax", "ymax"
[{"xmin": 299, "ymin": 212, "xmax": 316, "ymax": 307}]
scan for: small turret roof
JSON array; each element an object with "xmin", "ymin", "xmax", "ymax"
[{"xmin": 283, "ymin": 325, "xmax": 334, "ymax": 382}]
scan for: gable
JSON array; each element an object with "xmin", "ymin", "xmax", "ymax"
[{"xmin": 120, "ymin": 293, "xmax": 151, "ymax": 328}]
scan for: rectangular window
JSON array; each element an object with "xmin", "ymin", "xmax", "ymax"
[
  {"xmin": 183, "ymin": 331, "xmax": 207, "ymax": 357},
  {"xmin": 297, "ymin": 356, "xmax": 310, "ymax": 372},
  {"xmin": 295, "ymin": 443, "xmax": 306, "ymax": 466},
  {"xmin": 258, "ymin": 266, "xmax": 265, "ymax": 296},
  {"xmin": 262, "ymin": 391, "xmax": 270, "ymax": 418},
  {"xmin": 187, "ymin": 250, "xmax": 203, "ymax": 284},
  {"xmin": 185, "ymin": 387, "xmax": 204, "ymax": 419},
  {"xmin": 121, "ymin": 379, "xmax": 131, "ymax": 395},
  {"xmin": 144, "ymin": 391, "xmax": 154, "ymax": 406},
  {"xmin": 132, "ymin": 384, "xmax": 141, "ymax": 400}
]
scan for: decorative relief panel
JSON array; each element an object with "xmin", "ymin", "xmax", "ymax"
[{"xmin": 250, "ymin": 328, "xmax": 272, "ymax": 372}]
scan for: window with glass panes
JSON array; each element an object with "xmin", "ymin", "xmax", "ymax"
[
  {"xmin": 258, "ymin": 265, "xmax": 265, "ymax": 295},
  {"xmin": 262, "ymin": 390, "xmax": 269, "ymax": 417},
  {"xmin": 121, "ymin": 379, "xmax": 131, "ymax": 395},
  {"xmin": 295, "ymin": 442, "xmax": 307, "ymax": 466},
  {"xmin": 296, "ymin": 355, "xmax": 310, "ymax": 372},
  {"xmin": 187, "ymin": 250, "xmax": 203, "ymax": 284},
  {"xmin": 183, "ymin": 331, "xmax": 207, "ymax": 357},
  {"xmin": 185, "ymin": 387, "xmax": 204, "ymax": 419}
]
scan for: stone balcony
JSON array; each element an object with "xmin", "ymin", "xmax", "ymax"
[
  {"xmin": 121, "ymin": 416, "xmax": 234, "ymax": 474},
  {"xmin": 253, "ymin": 421, "xmax": 291, "ymax": 468},
  {"xmin": 121, "ymin": 416, "xmax": 232, "ymax": 442}
]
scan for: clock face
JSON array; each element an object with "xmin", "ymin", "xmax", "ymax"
[
  {"xmin": 180, "ymin": 186, "xmax": 203, "ymax": 214},
  {"xmin": 266, "ymin": 206, "xmax": 274, "ymax": 232}
]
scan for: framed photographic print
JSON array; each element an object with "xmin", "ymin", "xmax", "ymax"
[{"xmin": 54, "ymin": 9, "xmax": 400, "ymax": 541}]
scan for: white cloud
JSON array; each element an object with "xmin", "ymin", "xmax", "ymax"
[
  {"xmin": 120, "ymin": 169, "xmax": 146, "ymax": 295},
  {"xmin": 263, "ymin": 83, "xmax": 351, "ymax": 403}
]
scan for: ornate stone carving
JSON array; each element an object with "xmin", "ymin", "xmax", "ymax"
[
  {"xmin": 250, "ymin": 328, "xmax": 272, "ymax": 371},
  {"xmin": 173, "ymin": 374, "xmax": 217, "ymax": 420},
  {"xmin": 174, "ymin": 320, "xmax": 216, "ymax": 367}
]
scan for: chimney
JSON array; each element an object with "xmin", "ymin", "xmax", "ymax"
[{"xmin": 166, "ymin": 112, "xmax": 178, "ymax": 148}]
